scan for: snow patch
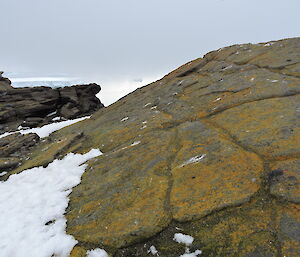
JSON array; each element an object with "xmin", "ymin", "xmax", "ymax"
[
  {"xmin": 121, "ymin": 117, "xmax": 129, "ymax": 122},
  {"xmin": 0, "ymin": 149, "xmax": 102, "ymax": 257},
  {"xmin": 130, "ymin": 141, "xmax": 141, "ymax": 146},
  {"xmin": 148, "ymin": 245, "xmax": 159, "ymax": 255},
  {"xmin": 0, "ymin": 116, "xmax": 90, "ymax": 139},
  {"xmin": 47, "ymin": 111, "xmax": 57, "ymax": 117},
  {"xmin": 179, "ymin": 154, "xmax": 206, "ymax": 167},
  {"xmin": 0, "ymin": 171, "xmax": 8, "ymax": 176},
  {"xmin": 86, "ymin": 248, "xmax": 109, "ymax": 257},
  {"xmin": 264, "ymin": 42, "xmax": 274, "ymax": 47},
  {"xmin": 173, "ymin": 233, "xmax": 194, "ymax": 246},
  {"xmin": 180, "ymin": 249, "xmax": 202, "ymax": 257},
  {"xmin": 222, "ymin": 65, "xmax": 232, "ymax": 70}
]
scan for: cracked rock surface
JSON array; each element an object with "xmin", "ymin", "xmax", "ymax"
[{"xmin": 7, "ymin": 38, "xmax": 300, "ymax": 256}]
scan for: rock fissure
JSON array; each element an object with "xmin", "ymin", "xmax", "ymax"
[
  {"xmin": 204, "ymin": 92, "xmax": 300, "ymax": 119},
  {"xmin": 164, "ymin": 127, "xmax": 182, "ymax": 219}
]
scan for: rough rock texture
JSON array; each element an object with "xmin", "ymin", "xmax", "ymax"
[
  {"xmin": 0, "ymin": 80, "xmax": 104, "ymax": 133},
  {"xmin": 4, "ymin": 38, "xmax": 300, "ymax": 256}
]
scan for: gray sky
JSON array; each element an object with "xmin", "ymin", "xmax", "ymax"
[{"xmin": 1, "ymin": 0, "xmax": 299, "ymax": 104}]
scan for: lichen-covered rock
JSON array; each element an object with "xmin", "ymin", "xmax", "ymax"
[
  {"xmin": 66, "ymin": 129, "xmax": 175, "ymax": 248},
  {"xmin": 170, "ymin": 121, "xmax": 264, "ymax": 221},
  {"xmin": 269, "ymin": 159, "xmax": 300, "ymax": 203},
  {"xmin": 7, "ymin": 37, "xmax": 300, "ymax": 256}
]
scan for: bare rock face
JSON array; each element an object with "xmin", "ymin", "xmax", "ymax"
[
  {"xmin": 0, "ymin": 81, "xmax": 104, "ymax": 132},
  {"xmin": 4, "ymin": 38, "xmax": 300, "ymax": 256}
]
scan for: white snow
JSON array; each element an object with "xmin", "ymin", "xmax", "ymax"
[
  {"xmin": 173, "ymin": 233, "xmax": 194, "ymax": 246},
  {"xmin": 0, "ymin": 149, "xmax": 102, "ymax": 257},
  {"xmin": 179, "ymin": 154, "xmax": 206, "ymax": 168},
  {"xmin": 213, "ymin": 97, "xmax": 221, "ymax": 102},
  {"xmin": 222, "ymin": 65, "xmax": 232, "ymax": 70},
  {"xmin": 0, "ymin": 116, "xmax": 89, "ymax": 139},
  {"xmin": 121, "ymin": 117, "xmax": 129, "ymax": 122},
  {"xmin": 264, "ymin": 42, "xmax": 274, "ymax": 47},
  {"xmin": 148, "ymin": 245, "xmax": 158, "ymax": 255},
  {"xmin": 144, "ymin": 102, "xmax": 152, "ymax": 107},
  {"xmin": 52, "ymin": 117, "xmax": 61, "ymax": 121},
  {"xmin": 271, "ymin": 80, "xmax": 278, "ymax": 82},
  {"xmin": 150, "ymin": 106, "xmax": 157, "ymax": 110},
  {"xmin": 130, "ymin": 141, "xmax": 141, "ymax": 146},
  {"xmin": 180, "ymin": 249, "xmax": 202, "ymax": 257},
  {"xmin": 0, "ymin": 172, "xmax": 8, "ymax": 176},
  {"xmin": 47, "ymin": 111, "xmax": 57, "ymax": 117},
  {"xmin": 86, "ymin": 248, "xmax": 109, "ymax": 257},
  {"xmin": 173, "ymin": 233, "xmax": 202, "ymax": 257},
  {"xmin": 0, "ymin": 132, "xmax": 14, "ymax": 139}
]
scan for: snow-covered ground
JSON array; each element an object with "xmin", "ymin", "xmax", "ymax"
[
  {"xmin": 0, "ymin": 149, "xmax": 102, "ymax": 257},
  {"xmin": 0, "ymin": 116, "xmax": 90, "ymax": 139}
]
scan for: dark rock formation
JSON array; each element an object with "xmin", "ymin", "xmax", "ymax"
[
  {"xmin": 0, "ymin": 79, "xmax": 104, "ymax": 132},
  {"xmin": 0, "ymin": 133, "xmax": 40, "ymax": 157},
  {"xmin": 0, "ymin": 133, "xmax": 40, "ymax": 179},
  {"xmin": 0, "ymin": 72, "xmax": 13, "ymax": 91},
  {"xmin": 3, "ymin": 38, "xmax": 300, "ymax": 256}
]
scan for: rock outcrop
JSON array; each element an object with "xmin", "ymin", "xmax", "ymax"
[
  {"xmin": 0, "ymin": 72, "xmax": 12, "ymax": 90},
  {"xmin": 2, "ymin": 38, "xmax": 300, "ymax": 256},
  {"xmin": 0, "ymin": 78, "xmax": 104, "ymax": 133}
]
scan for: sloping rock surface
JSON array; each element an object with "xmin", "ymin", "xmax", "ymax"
[
  {"xmin": 0, "ymin": 77, "xmax": 104, "ymax": 133},
  {"xmin": 5, "ymin": 38, "xmax": 300, "ymax": 256}
]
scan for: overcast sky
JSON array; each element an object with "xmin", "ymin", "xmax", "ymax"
[{"xmin": 1, "ymin": 0, "xmax": 299, "ymax": 104}]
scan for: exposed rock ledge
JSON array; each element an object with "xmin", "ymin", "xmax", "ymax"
[
  {"xmin": 2, "ymin": 38, "xmax": 300, "ymax": 257},
  {"xmin": 0, "ymin": 73, "xmax": 104, "ymax": 133}
]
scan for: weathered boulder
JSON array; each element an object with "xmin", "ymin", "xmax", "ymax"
[
  {"xmin": 0, "ymin": 80, "xmax": 104, "ymax": 132},
  {"xmin": 7, "ymin": 38, "xmax": 300, "ymax": 256}
]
